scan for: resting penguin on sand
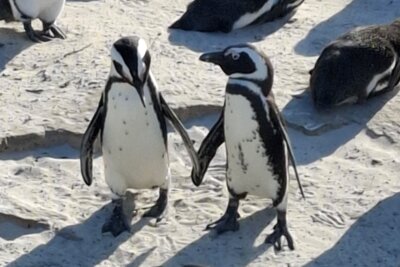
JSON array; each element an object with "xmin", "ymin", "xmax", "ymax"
[
  {"xmin": 310, "ymin": 19, "xmax": 400, "ymax": 109},
  {"xmin": 80, "ymin": 36, "xmax": 199, "ymax": 237},
  {"xmin": 192, "ymin": 44, "xmax": 305, "ymax": 250},
  {"xmin": 0, "ymin": 0, "xmax": 66, "ymax": 42},
  {"xmin": 170, "ymin": 0, "xmax": 304, "ymax": 33}
]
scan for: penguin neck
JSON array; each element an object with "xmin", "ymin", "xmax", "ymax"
[
  {"xmin": 228, "ymin": 77, "xmax": 272, "ymax": 97},
  {"xmin": 389, "ymin": 20, "xmax": 400, "ymax": 54}
]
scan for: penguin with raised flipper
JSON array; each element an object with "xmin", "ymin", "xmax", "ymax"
[
  {"xmin": 0, "ymin": 0, "xmax": 66, "ymax": 42},
  {"xmin": 80, "ymin": 36, "xmax": 199, "ymax": 237},
  {"xmin": 170, "ymin": 0, "xmax": 304, "ymax": 33},
  {"xmin": 192, "ymin": 44, "xmax": 305, "ymax": 250},
  {"xmin": 310, "ymin": 19, "xmax": 400, "ymax": 109}
]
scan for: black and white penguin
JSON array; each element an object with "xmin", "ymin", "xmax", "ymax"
[
  {"xmin": 81, "ymin": 36, "xmax": 199, "ymax": 237},
  {"xmin": 169, "ymin": 0, "xmax": 304, "ymax": 33},
  {"xmin": 0, "ymin": 0, "xmax": 66, "ymax": 42},
  {"xmin": 192, "ymin": 44, "xmax": 305, "ymax": 250},
  {"xmin": 310, "ymin": 19, "xmax": 400, "ymax": 109}
]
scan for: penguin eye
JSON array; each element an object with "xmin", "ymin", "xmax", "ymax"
[{"xmin": 231, "ymin": 52, "xmax": 240, "ymax": 60}]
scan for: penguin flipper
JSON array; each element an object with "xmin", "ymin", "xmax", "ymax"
[
  {"xmin": 191, "ymin": 111, "xmax": 225, "ymax": 186},
  {"xmin": 80, "ymin": 96, "xmax": 104, "ymax": 186},
  {"xmin": 159, "ymin": 93, "xmax": 200, "ymax": 176},
  {"xmin": 267, "ymin": 97, "xmax": 305, "ymax": 199}
]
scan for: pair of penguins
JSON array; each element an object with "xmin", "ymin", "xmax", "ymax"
[{"xmin": 80, "ymin": 36, "xmax": 305, "ymax": 251}]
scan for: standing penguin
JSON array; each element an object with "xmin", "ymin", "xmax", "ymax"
[
  {"xmin": 192, "ymin": 44, "xmax": 305, "ymax": 250},
  {"xmin": 81, "ymin": 36, "xmax": 199, "ymax": 237},
  {"xmin": 310, "ymin": 19, "xmax": 400, "ymax": 109},
  {"xmin": 169, "ymin": 0, "xmax": 304, "ymax": 33},
  {"xmin": 0, "ymin": 0, "xmax": 66, "ymax": 42}
]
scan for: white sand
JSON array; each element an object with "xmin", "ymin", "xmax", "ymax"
[{"xmin": 0, "ymin": 0, "xmax": 399, "ymax": 266}]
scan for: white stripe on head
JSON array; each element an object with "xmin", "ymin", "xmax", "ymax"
[
  {"xmin": 226, "ymin": 47, "xmax": 268, "ymax": 80},
  {"xmin": 137, "ymin": 38, "xmax": 148, "ymax": 81},
  {"xmin": 110, "ymin": 45, "xmax": 133, "ymax": 82}
]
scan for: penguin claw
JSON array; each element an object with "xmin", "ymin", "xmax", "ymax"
[
  {"xmin": 265, "ymin": 222, "xmax": 294, "ymax": 251},
  {"xmin": 142, "ymin": 188, "xmax": 168, "ymax": 222}
]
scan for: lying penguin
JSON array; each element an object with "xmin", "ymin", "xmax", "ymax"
[
  {"xmin": 170, "ymin": 0, "xmax": 304, "ymax": 33},
  {"xmin": 310, "ymin": 19, "xmax": 400, "ymax": 109},
  {"xmin": 0, "ymin": 0, "xmax": 66, "ymax": 42},
  {"xmin": 81, "ymin": 36, "xmax": 199, "ymax": 237},
  {"xmin": 192, "ymin": 44, "xmax": 305, "ymax": 250}
]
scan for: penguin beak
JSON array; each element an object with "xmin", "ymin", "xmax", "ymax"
[
  {"xmin": 132, "ymin": 78, "xmax": 146, "ymax": 107},
  {"xmin": 199, "ymin": 52, "xmax": 225, "ymax": 65}
]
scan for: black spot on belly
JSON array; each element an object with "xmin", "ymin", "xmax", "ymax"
[
  {"xmin": 125, "ymin": 131, "xmax": 129, "ymax": 135},
  {"xmin": 119, "ymin": 147, "xmax": 123, "ymax": 151},
  {"xmin": 112, "ymin": 96, "xmax": 115, "ymax": 101},
  {"xmin": 108, "ymin": 149, "xmax": 111, "ymax": 154},
  {"xmin": 113, "ymin": 105, "xmax": 116, "ymax": 109},
  {"xmin": 238, "ymin": 144, "xmax": 248, "ymax": 173},
  {"xmin": 123, "ymin": 120, "xmax": 126, "ymax": 125},
  {"xmin": 125, "ymin": 97, "xmax": 128, "ymax": 101},
  {"xmin": 118, "ymin": 92, "xmax": 122, "ymax": 97}
]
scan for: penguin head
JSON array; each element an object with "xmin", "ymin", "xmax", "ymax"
[
  {"xmin": 199, "ymin": 44, "xmax": 273, "ymax": 82},
  {"xmin": 110, "ymin": 36, "xmax": 151, "ymax": 105}
]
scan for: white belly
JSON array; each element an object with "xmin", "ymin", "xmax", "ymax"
[
  {"xmin": 102, "ymin": 83, "xmax": 168, "ymax": 195},
  {"xmin": 12, "ymin": 0, "xmax": 65, "ymax": 22},
  {"xmin": 232, "ymin": 0, "xmax": 279, "ymax": 30},
  {"xmin": 224, "ymin": 93, "xmax": 280, "ymax": 199}
]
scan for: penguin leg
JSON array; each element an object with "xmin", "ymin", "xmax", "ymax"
[
  {"xmin": 102, "ymin": 197, "xmax": 133, "ymax": 237},
  {"xmin": 142, "ymin": 188, "xmax": 168, "ymax": 222},
  {"xmin": 23, "ymin": 22, "xmax": 51, "ymax": 42},
  {"xmin": 205, "ymin": 195, "xmax": 240, "ymax": 234},
  {"xmin": 265, "ymin": 210, "xmax": 294, "ymax": 251},
  {"xmin": 42, "ymin": 21, "xmax": 66, "ymax": 39}
]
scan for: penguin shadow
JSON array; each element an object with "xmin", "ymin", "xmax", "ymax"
[
  {"xmin": 281, "ymin": 86, "xmax": 400, "ymax": 165},
  {"xmin": 7, "ymin": 202, "xmax": 150, "ymax": 267},
  {"xmin": 152, "ymin": 208, "xmax": 278, "ymax": 267},
  {"xmin": 305, "ymin": 193, "xmax": 400, "ymax": 266},
  {"xmin": 0, "ymin": 27, "xmax": 33, "ymax": 72},
  {"xmin": 168, "ymin": 12, "xmax": 296, "ymax": 53},
  {"xmin": 295, "ymin": 0, "xmax": 400, "ymax": 56}
]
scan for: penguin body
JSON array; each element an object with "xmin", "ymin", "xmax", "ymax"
[
  {"xmin": 310, "ymin": 19, "xmax": 400, "ymax": 109},
  {"xmin": 0, "ymin": 0, "xmax": 66, "ymax": 42},
  {"xmin": 81, "ymin": 37, "xmax": 199, "ymax": 236},
  {"xmin": 170, "ymin": 0, "xmax": 304, "ymax": 33},
  {"xmin": 193, "ymin": 44, "xmax": 305, "ymax": 250}
]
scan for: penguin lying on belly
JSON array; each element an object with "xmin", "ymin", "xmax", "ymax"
[
  {"xmin": 0, "ymin": 0, "xmax": 66, "ymax": 42},
  {"xmin": 192, "ymin": 44, "xmax": 305, "ymax": 250},
  {"xmin": 80, "ymin": 36, "xmax": 200, "ymax": 237},
  {"xmin": 170, "ymin": 0, "xmax": 304, "ymax": 33},
  {"xmin": 310, "ymin": 19, "xmax": 400, "ymax": 109}
]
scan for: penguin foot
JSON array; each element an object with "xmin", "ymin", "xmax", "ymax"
[
  {"xmin": 265, "ymin": 211, "xmax": 294, "ymax": 250},
  {"xmin": 24, "ymin": 22, "xmax": 52, "ymax": 43},
  {"xmin": 206, "ymin": 197, "xmax": 240, "ymax": 234},
  {"xmin": 205, "ymin": 212, "xmax": 239, "ymax": 234},
  {"xmin": 142, "ymin": 188, "xmax": 168, "ymax": 222},
  {"xmin": 102, "ymin": 200, "xmax": 131, "ymax": 237}
]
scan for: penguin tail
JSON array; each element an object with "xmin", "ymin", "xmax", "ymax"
[{"xmin": 169, "ymin": 17, "xmax": 193, "ymax": 31}]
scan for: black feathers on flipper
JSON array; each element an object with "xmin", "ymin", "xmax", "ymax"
[
  {"xmin": 0, "ymin": 0, "xmax": 14, "ymax": 22},
  {"xmin": 80, "ymin": 96, "xmax": 104, "ymax": 186},
  {"xmin": 267, "ymin": 97, "xmax": 305, "ymax": 200},
  {"xmin": 190, "ymin": 111, "xmax": 225, "ymax": 186}
]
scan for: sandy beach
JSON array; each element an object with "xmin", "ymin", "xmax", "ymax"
[{"xmin": 0, "ymin": 0, "xmax": 399, "ymax": 266}]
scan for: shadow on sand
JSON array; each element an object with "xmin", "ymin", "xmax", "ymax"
[
  {"xmin": 7, "ymin": 203, "xmax": 150, "ymax": 267},
  {"xmin": 295, "ymin": 0, "xmax": 400, "ymax": 56},
  {"xmin": 152, "ymin": 208, "xmax": 279, "ymax": 267},
  {"xmin": 0, "ymin": 27, "xmax": 33, "ymax": 72},
  {"xmin": 168, "ymin": 12, "xmax": 296, "ymax": 53},
  {"xmin": 281, "ymin": 86, "xmax": 400, "ymax": 165},
  {"xmin": 305, "ymin": 193, "xmax": 400, "ymax": 267}
]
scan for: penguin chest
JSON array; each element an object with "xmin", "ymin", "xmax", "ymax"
[
  {"xmin": 232, "ymin": 0, "xmax": 279, "ymax": 30},
  {"xmin": 102, "ymin": 83, "xmax": 168, "ymax": 193},
  {"xmin": 224, "ymin": 94, "xmax": 280, "ymax": 200}
]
